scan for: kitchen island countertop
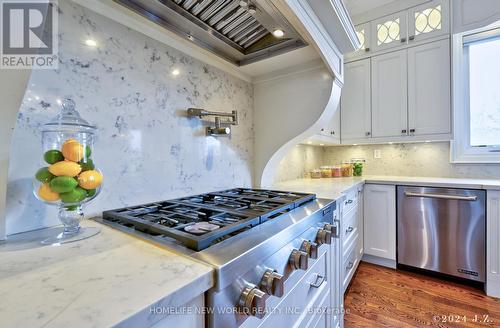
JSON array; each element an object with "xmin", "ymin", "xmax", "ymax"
[
  {"xmin": 273, "ymin": 175, "xmax": 500, "ymax": 199},
  {"xmin": 0, "ymin": 221, "xmax": 213, "ymax": 328}
]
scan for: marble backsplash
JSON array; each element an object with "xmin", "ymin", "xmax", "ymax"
[
  {"xmin": 6, "ymin": 1, "xmax": 253, "ymax": 235},
  {"xmin": 276, "ymin": 142, "xmax": 500, "ymax": 182}
]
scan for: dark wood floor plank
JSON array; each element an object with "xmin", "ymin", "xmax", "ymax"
[{"xmin": 344, "ymin": 262, "xmax": 500, "ymax": 328}]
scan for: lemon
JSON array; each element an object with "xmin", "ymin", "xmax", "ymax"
[
  {"xmin": 38, "ymin": 184, "xmax": 60, "ymax": 202},
  {"xmin": 48, "ymin": 161, "xmax": 82, "ymax": 177},
  {"xmin": 62, "ymin": 139, "xmax": 84, "ymax": 162},
  {"xmin": 78, "ymin": 170, "xmax": 103, "ymax": 190}
]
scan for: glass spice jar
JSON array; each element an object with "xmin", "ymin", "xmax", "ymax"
[
  {"xmin": 321, "ymin": 166, "xmax": 332, "ymax": 178},
  {"xmin": 310, "ymin": 169, "xmax": 322, "ymax": 179},
  {"xmin": 341, "ymin": 162, "xmax": 353, "ymax": 177},
  {"xmin": 331, "ymin": 165, "xmax": 342, "ymax": 178}
]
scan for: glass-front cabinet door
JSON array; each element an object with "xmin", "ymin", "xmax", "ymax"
[
  {"xmin": 356, "ymin": 22, "xmax": 371, "ymax": 53},
  {"xmin": 407, "ymin": 0, "xmax": 449, "ymax": 43},
  {"xmin": 371, "ymin": 12, "xmax": 407, "ymax": 52}
]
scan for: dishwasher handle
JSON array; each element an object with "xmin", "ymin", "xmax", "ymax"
[{"xmin": 404, "ymin": 191, "xmax": 478, "ymax": 201}]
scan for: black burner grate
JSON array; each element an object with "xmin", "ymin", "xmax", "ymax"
[{"xmin": 102, "ymin": 188, "xmax": 315, "ymax": 251}]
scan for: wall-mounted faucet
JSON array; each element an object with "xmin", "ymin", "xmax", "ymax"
[{"xmin": 187, "ymin": 108, "xmax": 238, "ymax": 136}]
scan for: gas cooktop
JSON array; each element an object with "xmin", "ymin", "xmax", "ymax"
[{"xmin": 102, "ymin": 188, "xmax": 316, "ymax": 251}]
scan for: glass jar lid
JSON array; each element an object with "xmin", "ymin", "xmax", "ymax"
[{"xmin": 42, "ymin": 98, "xmax": 96, "ymax": 133}]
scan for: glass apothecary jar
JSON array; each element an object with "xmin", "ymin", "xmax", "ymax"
[
  {"xmin": 32, "ymin": 98, "xmax": 103, "ymax": 245},
  {"xmin": 341, "ymin": 162, "xmax": 353, "ymax": 177}
]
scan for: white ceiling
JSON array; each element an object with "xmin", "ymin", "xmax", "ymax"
[{"xmin": 344, "ymin": 0, "xmax": 399, "ymax": 16}]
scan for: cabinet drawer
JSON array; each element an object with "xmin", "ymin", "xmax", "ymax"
[
  {"xmin": 343, "ymin": 242, "xmax": 359, "ymax": 292},
  {"xmin": 259, "ymin": 251, "xmax": 329, "ymax": 328},
  {"xmin": 342, "ymin": 205, "xmax": 359, "ymax": 251},
  {"xmin": 342, "ymin": 187, "xmax": 359, "ymax": 213}
]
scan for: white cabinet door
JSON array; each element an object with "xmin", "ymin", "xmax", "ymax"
[
  {"xmin": 487, "ymin": 191, "xmax": 500, "ymax": 298},
  {"xmin": 341, "ymin": 59, "xmax": 371, "ymax": 141},
  {"xmin": 408, "ymin": 39, "xmax": 451, "ymax": 136},
  {"xmin": 363, "ymin": 184, "xmax": 396, "ymax": 260},
  {"xmin": 371, "ymin": 50, "xmax": 408, "ymax": 138},
  {"xmin": 407, "ymin": 0, "xmax": 450, "ymax": 44},
  {"xmin": 371, "ymin": 12, "xmax": 408, "ymax": 52},
  {"xmin": 320, "ymin": 105, "xmax": 341, "ymax": 141}
]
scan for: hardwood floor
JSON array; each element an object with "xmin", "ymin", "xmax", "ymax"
[{"xmin": 344, "ymin": 262, "xmax": 500, "ymax": 327}]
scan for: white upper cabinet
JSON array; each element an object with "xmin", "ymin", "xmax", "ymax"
[
  {"xmin": 371, "ymin": 12, "xmax": 407, "ymax": 52},
  {"xmin": 341, "ymin": 59, "xmax": 371, "ymax": 141},
  {"xmin": 408, "ymin": 38, "xmax": 451, "ymax": 136},
  {"xmin": 319, "ymin": 104, "xmax": 341, "ymax": 141},
  {"xmin": 371, "ymin": 49, "xmax": 408, "ymax": 138},
  {"xmin": 407, "ymin": 0, "xmax": 449, "ymax": 43}
]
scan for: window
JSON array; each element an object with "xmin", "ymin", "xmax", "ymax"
[{"xmin": 452, "ymin": 25, "xmax": 500, "ymax": 162}]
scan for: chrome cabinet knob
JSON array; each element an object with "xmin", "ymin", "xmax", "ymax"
[
  {"xmin": 289, "ymin": 249, "xmax": 308, "ymax": 270},
  {"xmin": 238, "ymin": 285, "xmax": 267, "ymax": 318},
  {"xmin": 315, "ymin": 228, "xmax": 332, "ymax": 245},
  {"xmin": 300, "ymin": 240, "xmax": 318, "ymax": 259},
  {"xmin": 260, "ymin": 269, "xmax": 284, "ymax": 297}
]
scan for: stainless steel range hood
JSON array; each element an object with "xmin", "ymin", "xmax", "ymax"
[{"xmin": 115, "ymin": 0, "xmax": 307, "ymax": 65}]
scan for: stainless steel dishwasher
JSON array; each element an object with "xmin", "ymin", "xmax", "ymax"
[{"xmin": 397, "ymin": 186, "xmax": 486, "ymax": 282}]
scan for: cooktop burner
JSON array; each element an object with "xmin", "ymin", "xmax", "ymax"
[{"xmin": 102, "ymin": 188, "xmax": 315, "ymax": 251}]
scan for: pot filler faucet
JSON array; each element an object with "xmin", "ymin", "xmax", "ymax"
[{"xmin": 187, "ymin": 108, "xmax": 238, "ymax": 136}]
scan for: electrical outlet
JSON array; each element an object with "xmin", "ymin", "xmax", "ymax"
[{"xmin": 374, "ymin": 149, "xmax": 381, "ymax": 159}]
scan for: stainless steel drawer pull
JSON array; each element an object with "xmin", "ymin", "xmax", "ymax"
[
  {"xmin": 404, "ymin": 192, "xmax": 477, "ymax": 201},
  {"xmin": 345, "ymin": 199, "xmax": 353, "ymax": 205},
  {"xmin": 346, "ymin": 261, "xmax": 354, "ymax": 270},
  {"xmin": 346, "ymin": 226, "xmax": 354, "ymax": 233},
  {"xmin": 309, "ymin": 274, "xmax": 325, "ymax": 288}
]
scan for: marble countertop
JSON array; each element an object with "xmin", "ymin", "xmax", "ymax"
[
  {"xmin": 0, "ymin": 221, "xmax": 213, "ymax": 328},
  {"xmin": 273, "ymin": 175, "xmax": 500, "ymax": 199}
]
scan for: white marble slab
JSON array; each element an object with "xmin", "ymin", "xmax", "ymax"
[{"xmin": 0, "ymin": 221, "xmax": 213, "ymax": 328}]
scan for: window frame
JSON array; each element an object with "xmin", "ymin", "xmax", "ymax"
[{"xmin": 451, "ymin": 22, "xmax": 500, "ymax": 163}]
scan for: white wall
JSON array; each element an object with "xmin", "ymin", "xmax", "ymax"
[{"xmin": 275, "ymin": 142, "xmax": 500, "ymax": 182}]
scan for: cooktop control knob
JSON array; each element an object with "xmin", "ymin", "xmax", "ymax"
[
  {"xmin": 315, "ymin": 228, "xmax": 332, "ymax": 245},
  {"xmin": 238, "ymin": 285, "xmax": 267, "ymax": 318},
  {"xmin": 289, "ymin": 249, "xmax": 308, "ymax": 270},
  {"xmin": 260, "ymin": 269, "xmax": 284, "ymax": 297},
  {"xmin": 300, "ymin": 240, "xmax": 318, "ymax": 259}
]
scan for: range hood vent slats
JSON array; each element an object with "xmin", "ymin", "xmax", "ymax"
[
  {"xmin": 213, "ymin": 9, "xmax": 244, "ymax": 31},
  {"xmin": 207, "ymin": 0, "xmax": 239, "ymax": 25},
  {"xmin": 240, "ymin": 26, "xmax": 267, "ymax": 47},
  {"xmin": 115, "ymin": 0, "xmax": 307, "ymax": 65},
  {"xmin": 191, "ymin": 0, "xmax": 213, "ymax": 15},
  {"xmin": 233, "ymin": 22, "xmax": 261, "ymax": 43},
  {"xmin": 220, "ymin": 10, "xmax": 250, "ymax": 34},
  {"xmin": 227, "ymin": 17, "xmax": 257, "ymax": 39},
  {"xmin": 199, "ymin": 0, "xmax": 229, "ymax": 21}
]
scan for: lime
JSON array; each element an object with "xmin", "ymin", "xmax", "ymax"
[
  {"xmin": 35, "ymin": 167, "xmax": 54, "ymax": 183},
  {"xmin": 49, "ymin": 176, "xmax": 78, "ymax": 193},
  {"xmin": 79, "ymin": 158, "xmax": 95, "ymax": 172},
  {"xmin": 85, "ymin": 146, "xmax": 92, "ymax": 158},
  {"xmin": 65, "ymin": 205, "xmax": 79, "ymax": 211},
  {"xmin": 86, "ymin": 189, "xmax": 97, "ymax": 198},
  {"xmin": 60, "ymin": 187, "xmax": 87, "ymax": 203},
  {"xmin": 44, "ymin": 150, "xmax": 64, "ymax": 164}
]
